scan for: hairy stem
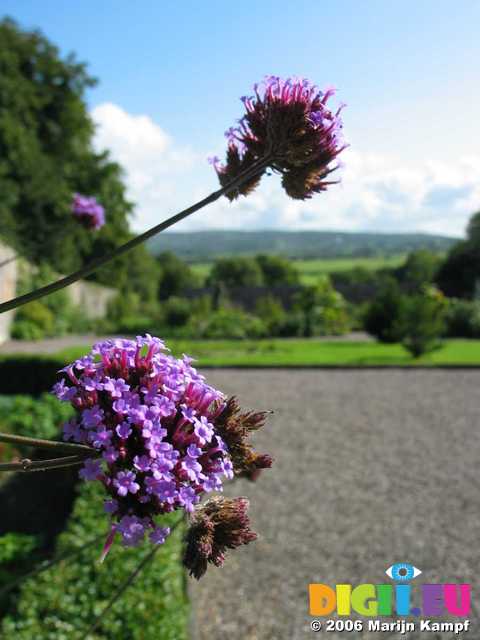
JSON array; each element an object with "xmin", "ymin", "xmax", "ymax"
[
  {"xmin": 0, "ymin": 432, "xmax": 96, "ymax": 456},
  {"xmin": 0, "ymin": 158, "xmax": 270, "ymax": 315},
  {"xmin": 0, "ymin": 454, "xmax": 92, "ymax": 473}
]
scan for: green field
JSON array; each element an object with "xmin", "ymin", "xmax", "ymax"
[
  {"xmin": 56, "ymin": 338, "xmax": 480, "ymax": 368},
  {"xmin": 190, "ymin": 255, "xmax": 406, "ymax": 286}
]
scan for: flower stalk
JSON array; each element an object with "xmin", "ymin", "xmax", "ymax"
[
  {"xmin": 0, "ymin": 431, "xmax": 98, "ymax": 473},
  {"xmin": 0, "ymin": 454, "xmax": 94, "ymax": 473},
  {"xmin": 0, "ymin": 156, "xmax": 271, "ymax": 315}
]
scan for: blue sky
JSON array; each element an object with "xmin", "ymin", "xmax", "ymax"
[{"xmin": 3, "ymin": 1, "xmax": 480, "ymax": 237}]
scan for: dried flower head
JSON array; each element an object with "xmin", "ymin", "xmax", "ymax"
[
  {"xmin": 210, "ymin": 76, "xmax": 347, "ymax": 200},
  {"xmin": 183, "ymin": 496, "xmax": 257, "ymax": 579},
  {"xmin": 72, "ymin": 193, "xmax": 105, "ymax": 230},
  {"xmin": 52, "ymin": 335, "xmax": 271, "ymax": 557},
  {"xmin": 215, "ymin": 396, "xmax": 273, "ymax": 478}
]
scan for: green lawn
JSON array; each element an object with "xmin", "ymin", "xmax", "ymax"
[
  {"xmin": 56, "ymin": 338, "xmax": 480, "ymax": 368},
  {"xmin": 190, "ymin": 255, "xmax": 406, "ymax": 286}
]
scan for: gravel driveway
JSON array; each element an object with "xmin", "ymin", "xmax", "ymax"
[{"xmin": 190, "ymin": 369, "xmax": 480, "ymax": 639}]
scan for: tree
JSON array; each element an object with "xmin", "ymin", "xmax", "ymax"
[
  {"xmin": 255, "ymin": 254, "xmax": 299, "ymax": 286},
  {"xmin": 156, "ymin": 252, "xmax": 198, "ymax": 300},
  {"xmin": 395, "ymin": 249, "xmax": 440, "ymax": 293},
  {"xmin": 436, "ymin": 210, "xmax": 480, "ymax": 299},
  {"xmin": 364, "ymin": 278, "xmax": 406, "ymax": 343},
  {"xmin": 207, "ymin": 257, "xmax": 264, "ymax": 289},
  {"xmin": 0, "ymin": 18, "xmax": 158, "ymax": 300}
]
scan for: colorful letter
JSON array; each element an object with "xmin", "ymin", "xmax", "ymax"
[
  {"xmin": 444, "ymin": 584, "xmax": 471, "ymax": 616},
  {"xmin": 376, "ymin": 584, "xmax": 393, "ymax": 615},
  {"xmin": 351, "ymin": 584, "xmax": 378, "ymax": 616},
  {"xmin": 336, "ymin": 585, "xmax": 351, "ymax": 615},
  {"xmin": 422, "ymin": 584, "xmax": 444, "ymax": 616},
  {"xmin": 309, "ymin": 584, "xmax": 336, "ymax": 616},
  {"xmin": 395, "ymin": 584, "xmax": 411, "ymax": 615}
]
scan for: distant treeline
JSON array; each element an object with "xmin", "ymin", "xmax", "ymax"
[{"xmin": 147, "ymin": 230, "xmax": 457, "ymax": 261}]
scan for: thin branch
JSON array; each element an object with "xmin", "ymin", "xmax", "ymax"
[
  {"xmin": 0, "ymin": 432, "xmax": 97, "ymax": 457},
  {"xmin": 0, "ymin": 254, "xmax": 18, "ymax": 270},
  {"xmin": 0, "ymin": 533, "xmax": 105, "ymax": 598},
  {"xmin": 0, "ymin": 158, "xmax": 271, "ymax": 315},
  {"xmin": 0, "ymin": 454, "xmax": 90, "ymax": 473},
  {"xmin": 81, "ymin": 518, "xmax": 184, "ymax": 640}
]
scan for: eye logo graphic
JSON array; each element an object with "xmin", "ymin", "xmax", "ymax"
[
  {"xmin": 385, "ymin": 562, "xmax": 422, "ymax": 581},
  {"xmin": 309, "ymin": 563, "xmax": 471, "ymax": 617}
]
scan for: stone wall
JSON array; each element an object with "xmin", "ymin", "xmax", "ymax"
[
  {"xmin": 0, "ymin": 243, "xmax": 18, "ymax": 343},
  {"xmin": 68, "ymin": 280, "xmax": 116, "ymax": 318},
  {"xmin": 0, "ymin": 241, "xmax": 116, "ymax": 342}
]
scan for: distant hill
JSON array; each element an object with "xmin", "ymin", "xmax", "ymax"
[{"xmin": 147, "ymin": 230, "xmax": 458, "ymax": 261}]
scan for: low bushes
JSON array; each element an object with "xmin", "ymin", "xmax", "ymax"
[
  {"xmin": 0, "ymin": 482, "xmax": 188, "ymax": 640},
  {"xmin": 0, "ymin": 394, "xmax": 189, "ymax": 640}
]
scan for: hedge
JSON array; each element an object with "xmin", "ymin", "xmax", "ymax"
[
  {"xmin": 0, "ymin": 356, "xmax": 66, "ymax": 395},
  {"xmin": 0, "ymin": 394, "xmax": 189, "ymax": 639}
]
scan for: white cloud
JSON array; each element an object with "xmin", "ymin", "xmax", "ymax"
[{"xmin": 91, "ymin": 103, "xmax": 480, "ymax": 238}]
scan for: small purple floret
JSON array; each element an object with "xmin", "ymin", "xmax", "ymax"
[{"xmin": 72, "ymin": 193, "xmax": 105, "ymax": 230}]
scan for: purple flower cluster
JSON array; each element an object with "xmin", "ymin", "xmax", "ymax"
[
  {"xmin": 71, "ymin": 193, "xmax": 105, "ymax": 230},
  {"xmin": 53, "ymin": 335, "xmax": 235, "ymax": 552},
  {"xmin": 210, "ymin": 75, "xmax": 347, "ymax": 200}
]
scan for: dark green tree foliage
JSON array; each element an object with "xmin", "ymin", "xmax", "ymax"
[
  {"xmin": 444, "ymin": 298, "xmax": 480, "ymax": 338},
  {"xmin": 0, "ymin": 18, "xmax": 157, "ymax": 300},
  {"xmin": 395, "ymin": 249, "xmax": 440, "ymax": 293},
  {"xmin": 156, "ymin": 251, "xmax": 198, "ymax": 300},
  {"xmin": 255, "ymin": 254, "xmax": 299, "ymax": 286},
  {"xmin": 207, "ymin": 256, "xmax": 264, "ymax": 288},
  {"xmin": 364, "ymin": 278, "xmax": 406, "ymax": 343},
  {"xmin": 436, "ymin": 211, "xmax": 480, "ymax": 299}
]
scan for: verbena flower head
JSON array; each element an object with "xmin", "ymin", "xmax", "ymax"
[
  {"xmin": 72, "ymin": 193, "xmax": 105, "ymax": 230},
  {"xmin": 210, "ymin": 75, "xmax": 347, "ymax": 200},
  {"xmin": 183, "ymin": 496, "xmax": 257, "ymax": 579},
  {"xmin": 52, "ymin": 335, "xmax": 271, "ymax": 562}
]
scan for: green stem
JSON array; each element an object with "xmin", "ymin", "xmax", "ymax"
[
  {"xmin": 0, "ymin": 432, "xmax": 96, "ymax": 456},
  {"xmin": 0, "ymin": 158, "xmax": 270, "ymax": 315}
]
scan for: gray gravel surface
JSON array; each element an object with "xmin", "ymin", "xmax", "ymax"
[{"xmin": 190, "ymin": 369, "xmax": 480, "ymax": 640}]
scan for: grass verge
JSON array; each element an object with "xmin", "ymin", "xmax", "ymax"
[{"xmin": 54, "ymin": 338, "xmax": 480, "ymax": 368}]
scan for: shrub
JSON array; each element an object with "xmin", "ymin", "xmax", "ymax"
[
  {"xmin": 254, "ymin": 296, "xmax": 287, "ymax": 336},
  {"xmin": 0, "ymin": 393, "xmax": 72, "ymax": 441},
  {"xmin": 11, "ymin": 301, "xmax": 55, "ymax": 340},
  {"xmin": 294, "ymin": 277, "xmax": 351, "ymax": 337},
  {"xmin": 192, "ymin": 308, "xmax": 267, "ymax": 339},
  {"xmin": 0, "ymin": 482, "xmax": 188, "ymax": 639},
  {"xmin": 161, "ymin": 296, "xmax": 191, "ymax": 329},
  {"xmin": 400, "ymin": 287, "xmax": 447, "ymax": 358},
  {"xmin": 444, "ymin": 299, "xmax": 480, "ymax": 338}
]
